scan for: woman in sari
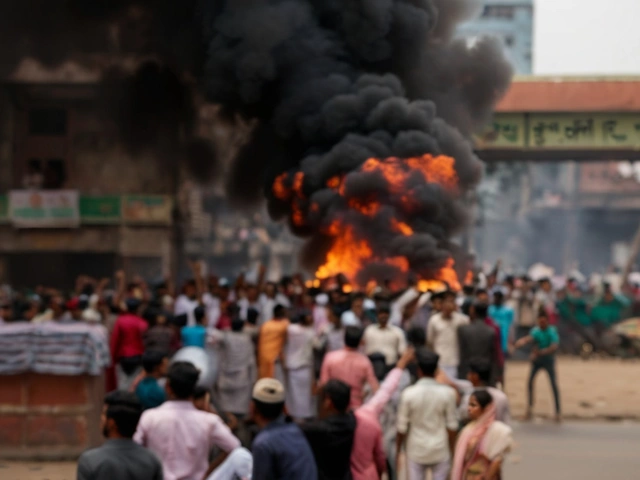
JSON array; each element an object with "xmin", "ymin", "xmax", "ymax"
[{"xmin": 451, "ymin": 390, "xmax": 513, "ymax": 480}]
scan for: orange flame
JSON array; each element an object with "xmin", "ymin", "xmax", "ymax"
[
  {"xmin": 417, "ymin": 259, "xmax": 461, "ymax": 292},
  {"xmin": 348, "ymin": 199, "xmax": 381, "ymax": 217},
  {"xmin": 391, "ymin": 219, "xmax": 414, "ymax": 236},
  {"xmin": 360, "ymin": 154, "xmax": 458, "ymax": 193},
  {"xmin": 315, "ymin": 222, "xmax": 411, "ymax": 281},
  {"xmin": 277, "ymin": 154, "xmax": 462, "ymax": 288},
  {"xmin": 418, "ymin": 279, "xmax": 447, "ymax": 292},
  {"xmin": 316, "ymin": 224, "xmax": 372, "ymax": 280},
  {"xmin": 273, "ymin": 173, "xmax": 290, "ymax": 200},
  {"xmin": 293, "ymin": 172, "xmax": 304, "ymax": 197},
  {"xmin": 436, "ymin": 258, "xmax": 461, "ymax": 291}
]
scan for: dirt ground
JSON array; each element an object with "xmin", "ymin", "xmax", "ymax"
[
  {"xmin": 2, "ymin": 357, "xmax": 640, "ymax": 479},
  {"xmin": 504, "ymin": 356, "xmax": 640, "ymax": 420}
]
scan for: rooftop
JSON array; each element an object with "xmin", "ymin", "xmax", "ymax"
[{"xmin": 496, "ymin": 76, "xmax": 640, "ymax": 112}]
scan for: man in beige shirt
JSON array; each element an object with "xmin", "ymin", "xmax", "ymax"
[
  {"xmin": 364, "ymin": 303, "xmax": 407, "ymax": 367},
  {"xmin": 396, "ymin": 348, "xmax": 458, "ymax": 480},
  {"xmin": 427, "ymin": 291, "xmax": 469, "ymax": 379}
]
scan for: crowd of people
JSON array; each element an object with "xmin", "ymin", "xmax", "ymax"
[{"xmin": 6, "ymin": 262, "xmax": 634, "ymax": 479}]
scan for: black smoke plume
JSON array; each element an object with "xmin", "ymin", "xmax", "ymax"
[{"xmin": 201, "ymin": 0, "xmax": 513, "ymax": 283}]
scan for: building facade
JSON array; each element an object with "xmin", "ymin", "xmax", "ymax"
[
  {"xmin": 0, "ymin": 73, "xmax": 177, "ymax": 288},
  {"xmin": 458, "ymin": 0, "xmax": 534, "ymax": 75}
]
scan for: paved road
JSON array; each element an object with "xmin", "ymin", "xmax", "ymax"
[
  {"xmin": 504, "ymin": 421, "xmax": 640, "ymax": 480},
  {"xmin": 2, "ymin": 422, "xmax": 640, "ymax": 479}
]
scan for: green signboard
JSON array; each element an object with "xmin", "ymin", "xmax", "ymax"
[
  {"xmin": 0, "ymin": 194, "xmax": 173, "ymax": 226},
  {"xmin": 0, "ymin": 195, "xmax": 7, "ymax": 223},
  {"xmin": 476, "ymin": 113, "xmax": 640, "ymax": 150},
  {"xmin": 79, "ymin": 196, "xmax": 121, "ymax": 223}
]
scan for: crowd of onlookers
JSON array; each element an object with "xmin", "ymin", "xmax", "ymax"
[{"xmin": 1, "ymin": 263, "xmax": 637, "ymax": 479}]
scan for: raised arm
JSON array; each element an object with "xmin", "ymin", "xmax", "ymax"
[
  {"xmin": 362, "ymin": 347, "xmax": 414, "ymax": 417},
  {"xmin": 514, "ymin": 335, "xmax": 534, "ymax": 349},
  {"xmin": 188, "ymin": 260, "xmax": 206, "ymax": 305}
]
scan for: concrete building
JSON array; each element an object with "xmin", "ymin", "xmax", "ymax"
[
  {"xmin": 476, "ymin": 78, "xmax": 640, "ymax": 274},
  {"xmin": 458, "ymin": 0, "xmax": 534, "ymax": 75},
  {"xmin": 0, "ymin": 68, "xmax": 178, "ymax": 288}
]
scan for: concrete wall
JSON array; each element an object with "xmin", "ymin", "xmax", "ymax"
[
  {"xmin": 0, "ymin": 87, "xmax": 14, "ymax": 191},
  {"xmin": 69, "ymin": 106, "xmax": 176, "ymax": 195},
  {"xmin": 0, "ymin": 373, "xmax": 104, "ymax": 460}
]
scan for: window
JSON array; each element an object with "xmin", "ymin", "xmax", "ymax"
[
  {"xmin": 28, "ymin": 108, "xmax": 68, "ymax": 136},
  {"xmin": 42, "ymin": 158, "xmax": 67, "ymax": 190}
]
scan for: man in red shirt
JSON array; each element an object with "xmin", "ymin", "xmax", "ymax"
[
  {"xmin": 320, "ymin": 326, "xmax": 379, "ymax": 409},
  {"xmin": 110, "ymin": 299, "xmax": 148, "ymax": 391},
  {"xmin": 351, "ymin": 347, "xmax": 415, "ymax": 480}
]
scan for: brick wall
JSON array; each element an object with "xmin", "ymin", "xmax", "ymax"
[{"xmin": 0, "ymin": 373, "xmax": 104, "ymax": 460}]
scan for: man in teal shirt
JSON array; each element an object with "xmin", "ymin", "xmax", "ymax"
[
  {"xmin": 135, "ymin": 351, "xmax": 169, "ymax": 410},
  {"xmin": 514, "ymin": 309, "xmax": 561, "ymax": 422},
  {"xmin": 180, "ymin": 306, "xmax": 208, "ymax": 348},
  {"xmin": 488, "ymin": 290, "xmax": 515, "ymax": 354},
  {"xmin": 590, "ymin": 285, "xmax": 631, "ymax": 328}
]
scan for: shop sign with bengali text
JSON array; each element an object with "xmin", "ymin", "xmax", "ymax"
[
  {"xmin": 476, "ymin": 113, "xmax": 640, "ymax": 150},
  {"xmin": 8, "ymin": 190, "xmax": 80, "ymax": 228},
  {"xmin": 122, "ymin": 195, "xmax": 173, "ymax": 225},
  {"xmin": 79, "ymin": 196, "xmax": 122, "ymax": 223}
]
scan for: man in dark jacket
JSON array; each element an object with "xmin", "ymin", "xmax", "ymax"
[
  {"xmin": 457, "ymin": 302, "xmax": 497, "ymax": 382},
  {"xmin": 302, "ymin": 380, "xmax": 357, "ymax": 480},
  {"xmin": 77, "ymin": 391, "xmax": 162, "ymax": 480}
]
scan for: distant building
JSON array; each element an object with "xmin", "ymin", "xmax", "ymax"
[{"xmin": 458, "ymin": 0, "xmax": 534, "ymax": 75}]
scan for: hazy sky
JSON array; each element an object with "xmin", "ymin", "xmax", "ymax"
[{"xmin": 534, "ymin": 0, "xmax": 640, "ymax": 76}]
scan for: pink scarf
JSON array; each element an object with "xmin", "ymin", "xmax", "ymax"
[{"xmin": 450, "ymin": 402, "xmax": 497, "ymax": 480}]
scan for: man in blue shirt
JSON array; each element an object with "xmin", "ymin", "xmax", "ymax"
[
  {"xmin": 488, "ymin": 290, "xmax": 515, "ymax": 355},
  {"xmin": 250, "ymin": 378, "xmax": 318, "ymax": 480},
  {"xmin": 514, "ymin": 309, "xmax": 561, "ymax": 423},
  {"xmin": 135, "ymin": 351, "xmax": 168, "ymax": 410},
  {"xmin": 181, "ymin": 306, "xmax": 208, "ymax": 348}
]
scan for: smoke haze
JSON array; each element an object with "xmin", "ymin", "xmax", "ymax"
[
  {"xmin": 0, "ymin": 0, "xmax": 512, "ymax": 283},
  {"xmin": 202, "ymin": 0, "xmax": 512, "ymax": 282}
]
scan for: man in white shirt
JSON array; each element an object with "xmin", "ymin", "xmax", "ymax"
[
  {"xmin": 364, "ymin": 303, "xmax": 407, "ymax": 367},
  {"xmin": 284, "ymin": 312, "xmax": 316, "ymax": 420},
  {"xmin": 396, "ymin": 348, "xmax": 458, "ymax": 480},
  {"xmin": 341, "ymin": 293, "xmax": 365, "ymax": 327},
  {"xmin": 427, "ymin": 291, "xmax": 469, "ymax": 380},
  {"xmin": 257, "ymin": 282, "xmax": 291, "ymax": 327},
  {"xmin": 174, "ymin": 280, "xmax": 200, "ymax": 327}
]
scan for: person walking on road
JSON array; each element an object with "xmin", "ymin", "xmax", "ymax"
[
  {"xmin": 450, "ymin": 390, "xmax": 513, "ymax": 480},
  {"xmin": 396, "ymin": 348, "xmax": 458, "ymax": 480},
  {"xmin": 514, "ymin": 309, "xmax": 562, "ymax": 422}
]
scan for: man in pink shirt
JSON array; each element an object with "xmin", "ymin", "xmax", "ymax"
[
  {"xmin": 134, "ymin": 361, "xmax": 252, "ymax": 480},
  {"xmin": 320, "ymin": 326, "xmax": 379, "ymax": 409},
  {"xmin": 351, "ymin": 347, "xmax": 415, "ymax": 480}
]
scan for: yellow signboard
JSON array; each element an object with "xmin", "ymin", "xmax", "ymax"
[
  {"xmin": 476, "ymin": 113, "xmax": 640, "ymax": 150},
  {"xmin": 475, "ymin": 114, "xmax": 526, "ymax": 149}
]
